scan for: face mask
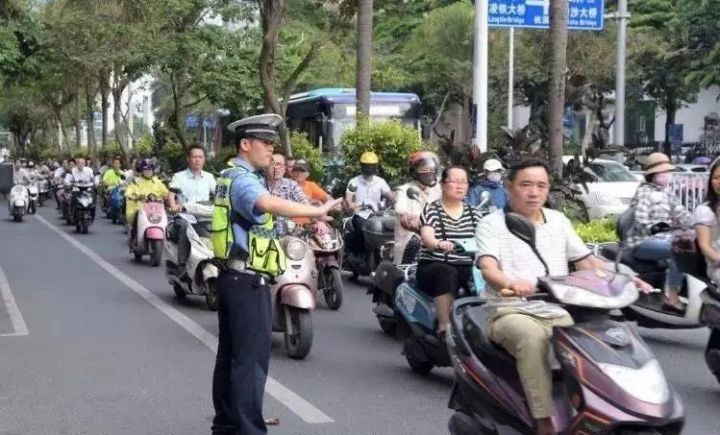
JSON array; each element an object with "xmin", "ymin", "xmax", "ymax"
[
  {"xmin": 487, "ymin": 172, "xmax": 503, "ymax": 183},
  {"xmin": 417, "ymin": 172, "xmax": 437, "ymax": 187},
  {"xmin": 361, "ymin": 165, "xmax": 377, "ymax": 177},
  {"xmin": 653, "ymin": 172, "xmax": 673, "ymax": 187}
]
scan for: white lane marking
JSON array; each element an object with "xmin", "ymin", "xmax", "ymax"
[
  {"xmin": 35, "ymin": 214, "xmax": 333, "ymax": 424},
  {"xmin": 0, "ymin": 263, "xmax": 29, "ymax": 337}
]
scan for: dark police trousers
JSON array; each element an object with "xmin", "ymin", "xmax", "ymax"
[{"xmin": 211, "ymin": 268, "xmax": 272, "ymax": 435}]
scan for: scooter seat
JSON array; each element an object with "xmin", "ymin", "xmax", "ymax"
[
  {"xmin": 600, "ymin": 244, "xmax": 666, "ymax": 274},
  {"xmin": 462, "ymin": 306, "xmax": 516, "ymax": 366},
  {"xmin": 462, "ymin": 305, "xmax": 563, "ymax": 378}
]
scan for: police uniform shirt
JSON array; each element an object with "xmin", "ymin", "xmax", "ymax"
[{"xmin": 229, "ymin": 158, "xmax": 271, "ymax": 253}]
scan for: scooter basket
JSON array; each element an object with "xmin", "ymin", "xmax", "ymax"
[{"xmin": 363, "ymin": 215, "xmax": 395, "ymax": 248}]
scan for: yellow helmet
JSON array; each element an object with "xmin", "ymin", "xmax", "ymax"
[{"xmin": 360, "ymin": 151, "xmax": 379, "ymax": 165}]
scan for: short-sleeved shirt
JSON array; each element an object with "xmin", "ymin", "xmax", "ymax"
[
  {"xmin": 299, "ymin": 180, "xmax": 327, "ymax": 203},
  {"xmin": 346, "ymin": 175, "xmax": 391, "ymax": 219},
  {"xmin": 169, "ymin": 169, "xmax": 216, "ymax": 205},
  {"xmin": 694, "ymin": 203, "xmax": 720, "ymax": 279},
  {"xmin": 476, "ymin": 208, "xmax": 591, "ymax": 294},
  {"xmin": 229, "ymin": 158, "xmax": 271, "ymax": 254},
  {"xmin": 65, "ymin": 167, "xmax": 95, "ymax": 184},
  {"xmin": 418, "ymin": 200, "xmax": 481, "ymax": 265}
]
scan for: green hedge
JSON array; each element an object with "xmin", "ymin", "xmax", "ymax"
[{"xmin": 574, "ymin": 218, "xmax": 618, "ymax": 244}]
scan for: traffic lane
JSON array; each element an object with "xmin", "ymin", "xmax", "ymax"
[
  {"xmin": 45, "ymin": 207, "xmax": 452, "ymax": 434},
  {"xmin": 0, "ymin": 211, "xmax": 215, "ymax": 434},
  {"xmin": 639, "ymin": 328, "xmax": 720, "ymax": 433}
]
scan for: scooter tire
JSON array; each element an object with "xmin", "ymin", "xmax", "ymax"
[
  {"xmin": 403, "ymin": 337, "xmax": 434, "ymax": 375},
  {"xmin": 150, "ymin": 240, "xmax": 163, "ymax": 267},
  {"xmin": 705, "ymin": 329, "xmax": 720, "ymax": 384},
  {"xmin": 205, "ymin": 279, "xmax": 218, "ymax": 311},
  {"xmin": 377, "ymin": 317, "xmax": 397, "ymax": 337},
  {"xmin": 172, "ymin": 283, "xmax": 186, "ymax": 300},
  {"xmin": 323, "ymin": 268, "xmax": 344, "ymax": 311},
  {"xmin": 134, "ymin": 251, "xmax": 144, "ymax": 263},
  {"xmin": 448, "ymin": 412, "xmax": 481, "ymax": 435},
  {"xmin": 283, "ymin": 306, "xmax": 313, "ymax": 360},
  {"xmin": 29, "ymin": 203, "xmax": 36, "ymax": 215}
]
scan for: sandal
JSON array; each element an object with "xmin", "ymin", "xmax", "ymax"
[{"xmin": 662, "ymin": 299, "xmax": 686, "ymax": 314}]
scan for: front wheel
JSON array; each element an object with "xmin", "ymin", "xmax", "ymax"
[
  {"xmin": 403, "ymin": 337, "xmax": 433, "ymax": 375},
  {"xmin": 205, "ymin": 279, "xmax": 218, "ymax": 311},
  {"xmin": 283, "ymin": 306, "xmax": 313, "ymax": 360},
  {"xmin": 378, "ymin": 317, "xmax": 397, "ymax": 337},
  {"xmin": 322, "ymin": 268, "xmax": 344, "ymax": 311},
  {"xmin": 150, "ymin": 240, "xmax": 163, "ymax": 267},
  {"xmin": 80, "ymin": 219, "xmax": 89, "ymax": 234},
  {"xmin": 28, "ymin": 203, "xmax": 36, "ymax": 215},
  {"xmin": 705, "ymin": 328, "xmax": 720, "ymax": 384},
  {"xmin": 172, "ymin": 283, "xmax": 186, "ymax": 300}
]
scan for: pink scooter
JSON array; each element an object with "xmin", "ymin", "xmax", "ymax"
[{"xmin": 129, "ymin": 194, "xmax": 167, "ymax": 267}]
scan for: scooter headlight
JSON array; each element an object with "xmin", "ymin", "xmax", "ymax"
[
  {"xmin": 286, "ymin": 239, "xmax": 306, "ymax": 261},
  {"xmin": 598, "ymin": 359, "xmax": 670, "ymax": 405}
]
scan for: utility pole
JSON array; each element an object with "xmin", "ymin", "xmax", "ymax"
[
  {"xmin": 548, "ymin": 0, "xmax": 569, "ymax": 177},
  {"xmin": 472, "ymin": 0, "xmax": 489, "ymax": 152},
  {"xmin": 507, "ymin": 27, "xmax": 515, "ymax": 129},
  {"xmin": 612, "ymin": 0, "xmax": 630, "ymax": 147}
]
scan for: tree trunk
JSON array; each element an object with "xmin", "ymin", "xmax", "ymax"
[
  {"xmin": 355, "ymin": 0, "xmax": 373, "ymax": 124},
  {"xmin": 547, "ymin": 0, "xmax": 569, "ymax": 178},
  {"xmin": 75, "ymin": 92, "xmax": 82, "ymax": 149},
  {"xmin": 99, "ymin": 72, "xmax": 109, "ymax": 147},
  {"xmin": 168, "ymin": 72, "xmax": 188, "ymax": 148},
  {"xmin": 112, "ymin": 87, "xmax": 130, "ymax": 163},
  {"xmin": 86, "ymin": 83, "xmax": 97, "ymax": 158},
  {"xmin": 663, "ymin": 102, "xmax": 676, "ymax": 157}
]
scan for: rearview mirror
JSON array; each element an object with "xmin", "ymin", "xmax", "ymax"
[
  {"xmin": 347, "ymin": 183, "xmax": 357, "ymax": 193},
  {"xmin": 406, "ymin": 186, "xmax": 421, "ymax": 201},
  {"xmin": 504, "ymin": 212, "xmax": 536, "ymax": 247}
]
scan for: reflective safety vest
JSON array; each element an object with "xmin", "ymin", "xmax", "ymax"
[{"xmin": 211, "ymin": 165, "xmax": 286, "ymax": 276}]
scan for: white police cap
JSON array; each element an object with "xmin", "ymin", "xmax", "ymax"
[{"xmin": 227, "ymin": 114, "xmax": 283, "ymax": 143}]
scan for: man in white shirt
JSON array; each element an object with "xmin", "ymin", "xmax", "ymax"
[
  {"xmin": 476, "ymin": 157, "xmax": 649, "ymax": 435},
  {"xmin": 344, "ymin": 151, "xmax": 395, "ymax": 254},
  {"xmin": 393, "ymin": 151, "xmax": 441, "ymax": 264},
  {"xmin": 168, "ymin": 145, "xmax": 216, "ymax": 277},
  {"xmin": 64, "ymin": 157, "xmax": 95, "ymax": 185}
]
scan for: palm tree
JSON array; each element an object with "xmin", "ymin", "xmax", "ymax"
[
  {"xmin": 355, "ymin": 0, "xmax": 373, "ymax": 124},
  {"xmin": 547, "ymin": 0, "xmax": 568, "ymax": 177}
]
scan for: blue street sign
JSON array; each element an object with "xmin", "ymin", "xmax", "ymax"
[
  {"xmin": 185, "ymin": 115, "xmax": 199, "ymax": 128},
  {"xmin": 670, "ymin": 124, "xmax": 684, "ymax": 145},
  {"xmin": 489, "ymin": 0, "xmax": 604, "ymax": 31},
  {"xmin": 203, "ymin": 118, "xmax": 216, "ymax": 129}
]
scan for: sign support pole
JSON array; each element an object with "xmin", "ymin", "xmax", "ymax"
[
  {"xmin": 507, "ymin": 27, "xmax": 515, "ymax": 130},
  {"xmin": 473, "ymin": 0, "xmax": 489, "ymax": 153},
  {"xmin": 614, "ymin": 0, "xmax": 629, "ymax": 147}
]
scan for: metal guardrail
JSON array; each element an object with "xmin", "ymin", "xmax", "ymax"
[{"xmin": 629, "ymin": 171, "xmax": 708, "ymax": 212}]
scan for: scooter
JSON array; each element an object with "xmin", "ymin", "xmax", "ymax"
[
  {"xmin": 307, "ymin": 220, "xmax": 345, "ymax": 310},
  {"xmin": 37, "ymin": 177, "xmax": 50, "ymax": 204},
  {"xmin": 129, "ymin": 194, "xmax": 167, "ymax": 266},
  {"xmin": 447, "ymin": 212, "xmax": 685, "ymax": 435},
  {"xmin": 701, "ymin": 286, "xmax": 720, "ymax": 384},
  {"xmin": 7, "ymin": 184, "xmax": 29, "ymax": 222},
  {"xmin": 599, "ymin": 208, "xmax": 706, "ymax": 329},
  {"xmin": 108, "ymin": 183, "xmax": 126, "ymax": 225},
  {"xmin": 342, "ymin": 203, "xmax": 395, "ymax": 279},
  {"xmin": 369, "ymin": 189, "xmax": 491, "ymax": 337},
  {"xmin": 272, "ymin": 221, "xmax": 318, "ymax": 359},
  {"xmin": 397, "ymin": 243, "xmax": 484, "ymax": 375},
  {"xmin": 27, "ymin": 182, "xmax": 39, "ymax": 215},
  {"xmin": 71, "ymin": 182, "xmax": 96, "ymax": 233},
  {"xmin": 164, "ymin": 202, "xmax": 220, "ymax": 310}
]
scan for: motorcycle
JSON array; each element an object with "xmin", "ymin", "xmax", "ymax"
[
  {"xmin": 599, "ymin": 208, "xmax": 706, "ymax": 329},
  {"xmin": 38, "ymin": 177, "xmax": 50, "ymax": 204},
  {"xmin": 272, "ymin": 221, "xmax": 317, "ymax": 359},
  {"xmin": 447, "ymin": 212, "xmax": 685, "ymax": 435},
  {"xmin": 307, "ymin": 220, "xmax": 345, "ymax": 310},
  {"xmin": 129, "ymin": 194, "xmax": 167, "ymax": 266},
  {"xmin": 108, "ymin": 183, "xmax": 126, "ymax": 225},
  {"xmin": 7, "ymin": 184, "xmax": 29, "ymax": 222},
  {"xmin": 71, "ymin": 182, "xmax": 96, "ymax": 234},
  {"xmin": 26, "ymin": 182, "xmax": 39, "ymax": 215},
  {"xmin": 164, "ymin": 201, "xmax": 220, "ymax": 311}
]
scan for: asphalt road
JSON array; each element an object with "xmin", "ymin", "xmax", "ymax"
[{"xmin": 0, "ymin": 201, "xmax": 718, "ymax": 435}]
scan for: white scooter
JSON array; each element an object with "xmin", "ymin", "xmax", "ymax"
[
  {"xmin": 129, "ymin": 194, "xmax": 168, "ymax": 267},
  {"xmin": 27, "ymin": 182, "xmax": 39, "ymax": 215},
  {"xmin": 599, "ymin": 208, "xmax": 706, "ymax": 329},
  {"xmin": 164, "ymin": 202, "xmax": 220, "ymax": 310},
  {"xmin": 8, "ymin": 184, "xmax": 29, "ymax": 222}
]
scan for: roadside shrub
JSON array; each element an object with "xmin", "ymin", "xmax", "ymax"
[
  {"xmin": 290, "ymin": 130, "xmax": 324, "ymax": 182},
  {"xmin": 574, "ymin": 218, "xmax": 618, "ymax": 244}
]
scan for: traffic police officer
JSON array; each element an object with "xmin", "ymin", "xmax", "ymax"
[{"xmin": 211, "ymin": 114, "xmax": 341, "ymax": 435}]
